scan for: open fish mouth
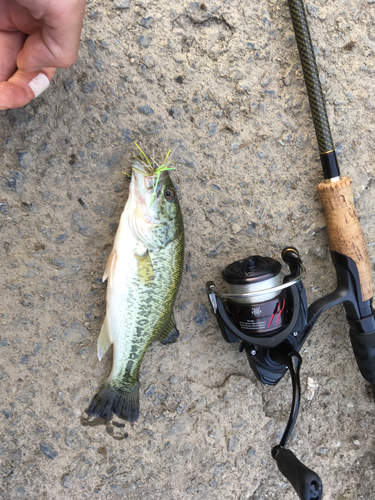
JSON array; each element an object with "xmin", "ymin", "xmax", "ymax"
[
  {"xmin": 132, "ymin": 143, "xmax": 175, "ymax": 204},
  {"xmin": 125, "ymin": 144, "xmax": 179, "ymax": 250},
  {"xmin": 132, "ymin": 142, "xmax": 174, "ymax": 176},
  {"xmin": 132, "ymin": 168, "xmax": 168, "ymax": 206}
]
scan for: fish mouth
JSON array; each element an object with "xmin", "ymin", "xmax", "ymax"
[
  {"xmin": 131, "ymin": 145, "xmax": 174, "ymax": 209},
  {"xmin": 128, "ymin": 165, "xmax": 167, "ymax": 246},
  {"xmin": 131, "ymin": 144, "xmax": 174, "ymax": 195},
  {"xmin": 126, "ymin": 146, "xmax": 176, "ymax": 249},
  {"xmin": 132, "ymin": 167, "xmax": 168, "ymax": 193}
]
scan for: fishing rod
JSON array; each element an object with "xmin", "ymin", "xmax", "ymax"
[{"xmin": 206, "ymin": 0, "xmax": 375, "ymax": 498}]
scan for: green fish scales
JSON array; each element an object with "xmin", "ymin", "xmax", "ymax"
[{"xmin": 110, "ymin": 235, "xmax": 184, "ymax": 391}]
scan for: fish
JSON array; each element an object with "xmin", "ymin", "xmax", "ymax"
[{"xmin": 87, "ymin": 146, "xmax": 184, "ymax": 421}]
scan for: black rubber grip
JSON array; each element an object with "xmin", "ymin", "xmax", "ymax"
[
  {"xmin": 273, "ymin": 448, "xmax": 323, "ymax": 500},
  {"xmin": 349, "ymin": 328, "xmax": 375, "ymax": 384}
]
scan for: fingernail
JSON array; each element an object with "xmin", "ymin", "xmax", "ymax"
[{"xmin": 28, "ymin": 73, "xmax": 50, "ymax": 98}]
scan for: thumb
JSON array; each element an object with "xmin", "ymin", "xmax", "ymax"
[
  {"xmin": 0, "ymin": 68, "xmax": 55, "ymax": 110},
  {"xmin": 17, "ymin": 1, "xmax": 86, "ymax": 72}
]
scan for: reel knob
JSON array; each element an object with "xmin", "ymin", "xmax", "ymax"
[{"xmin": 272, "ymin": 447, "xmax": 323, "ymax": 500}]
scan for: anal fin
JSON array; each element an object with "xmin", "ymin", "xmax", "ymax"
[
  {"xmin": 97, "ymin": 318, "xmax": 113, "ymax": 361},
  {"xmin": 158, "ymin": 315, "xmax": 180, "ymax": 345}
]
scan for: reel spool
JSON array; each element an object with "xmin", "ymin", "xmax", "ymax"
[
  {"xmin": 207, "ymin": 247, "xmax": 307, "ymax": 352},
  {"xmin": 223, "ymin": 255, "xmax": 290, "ymax": 337}
]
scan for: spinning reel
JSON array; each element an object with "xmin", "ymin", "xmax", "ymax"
[{"xmin": 207, "ymin": 247, "xmax": 375, "ymax": 500}]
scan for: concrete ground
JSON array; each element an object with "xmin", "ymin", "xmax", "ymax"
[{"xmin": 1, "ymin": 0, "xmax": 375, "ymax": 498}]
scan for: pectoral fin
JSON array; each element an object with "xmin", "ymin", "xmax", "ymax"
[
  {"xmin": 97, "ymin": 318, "xmax": 113, "ymax": 361},
  {"xmin": 103, "ymin": 249, "xmax": 117, "ymax": 285},
  {"xmin": 136, "ymin": 251, "xmax": 154, "ymax": 285},
  {"xmin": 158, "ymin": 315, "xmax": 180, "ymax": 345}
]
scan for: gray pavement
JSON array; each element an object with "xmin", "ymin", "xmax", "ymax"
[{"xmin": 1, "ymin": 1, "xmax": 375, "ymax": 498}]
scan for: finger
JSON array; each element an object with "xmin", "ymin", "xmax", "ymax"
[
  {"xmin": 0, "ymin": 68, "xmax": 55, "ymax": 110},
  {"xmin": 0, "ymin": 31, "xmax": 27, "ymax": 82},
  {"xmin": 17, "ymin": 0, "xmax": 86, "ymax": 72}
]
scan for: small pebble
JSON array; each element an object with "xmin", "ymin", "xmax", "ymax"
[
  {"xmin": 17, "ymin": 151, "xmax": 32, "ymax": 168},
  {"xmin": 144, "ymin": 56, "xmax": 155, "ymax": 69},
  {"xmin": 306, "ymin": 3, "xmax": 319, "ymax": 18},
  {"xmin": 1, "ymin": 171, "xmax": 27, "ymax": 193},
  {"xmin": 208, "ymin": 122, "xmax": 217, "ymax": 136},
  {"xmin": 87, "ymin": 39, "xmax": 96, "ymax": 55},
  {"xmin": 64, "ymin": 79, "xmax": 74, "ymax": 91},
  {"xmin": 0, "ymin": 201, "xmax": 9, "ymax": 214},
  {"xmin": 138, "ymin": 105, "xmax": 154, "ymax": 115},
  {"xmin": 145, "ymin": 385, "xmax": 155, "ymax": 396},
  {"xmin": 62, "ymin": 475, "xmax": 74, "ymax": 489},
  {"xmin": 139, "ymin": 36, "xmax": 152, "ymax": 48},
  {"xmin": 168, "ymin": 107, "xmax": 182, "ymax": 119},
  {"xmin": 236, "ymin": 80, "xmax": 251, "ymax": 92},
  {"xmin": 347, "ymin": 91, "xmax": 355, "ymax": 102},
  {"xmin": 94, "ymin": 58, "xmax": 105, "ymax": 72},
  {"xmin": 114, "ymin": 0, "xmax": 130, "ymax": 8},
  {"xmin": 83, "ymin": 82, "xmax": 97, "ymax": 93},
  {"xmin": 139, "ymin": 16, "xmax": 154, "ymax": 28},
  {"xmin": 78, "ymin": 198, "xmax": 88, "ymax": 209},
  {"xmin": 122, "ymin": 129, "xmax": 133, "ymax": 143},
  {"xmin": 194, "ymin": 304, "xmax": 210, "ymax": 326},
  {"xmin": 228, "ymin": 436, "xmax": 237, "ymax": 452},
  {"xmin": 22, "ymin": 201, "xmax": 38, "ymax": 213},
  {"xmin": 40, "ymin": 443, "xmax": 58, "ymax": 460}
]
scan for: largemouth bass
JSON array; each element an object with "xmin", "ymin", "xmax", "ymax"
[{"xmin": 88, "ymin": 147, "xmax": 184, "ymax": 421}]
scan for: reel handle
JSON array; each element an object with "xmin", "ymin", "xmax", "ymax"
[{"xmin": 272, "ymin": 447, "xmax": 323, "ymax": 500}]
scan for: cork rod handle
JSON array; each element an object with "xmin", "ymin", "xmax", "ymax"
[{"xmin": 317, "ymin": 177, "xmax": 373, "ymax": 302}]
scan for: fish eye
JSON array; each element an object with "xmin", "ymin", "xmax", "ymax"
[{"xmin": 165, "ymin": 189, "xmax": 175, "ymax": 202}]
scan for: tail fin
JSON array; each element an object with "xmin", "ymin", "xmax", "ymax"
[{"xmin": 88, "ymin": 381, "xmax": 140, "ymax": 422}]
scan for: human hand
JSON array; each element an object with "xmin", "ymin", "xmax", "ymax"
[{"xmin": 0, "ymin": 0, "xmax": 86, "ymax": 110}]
